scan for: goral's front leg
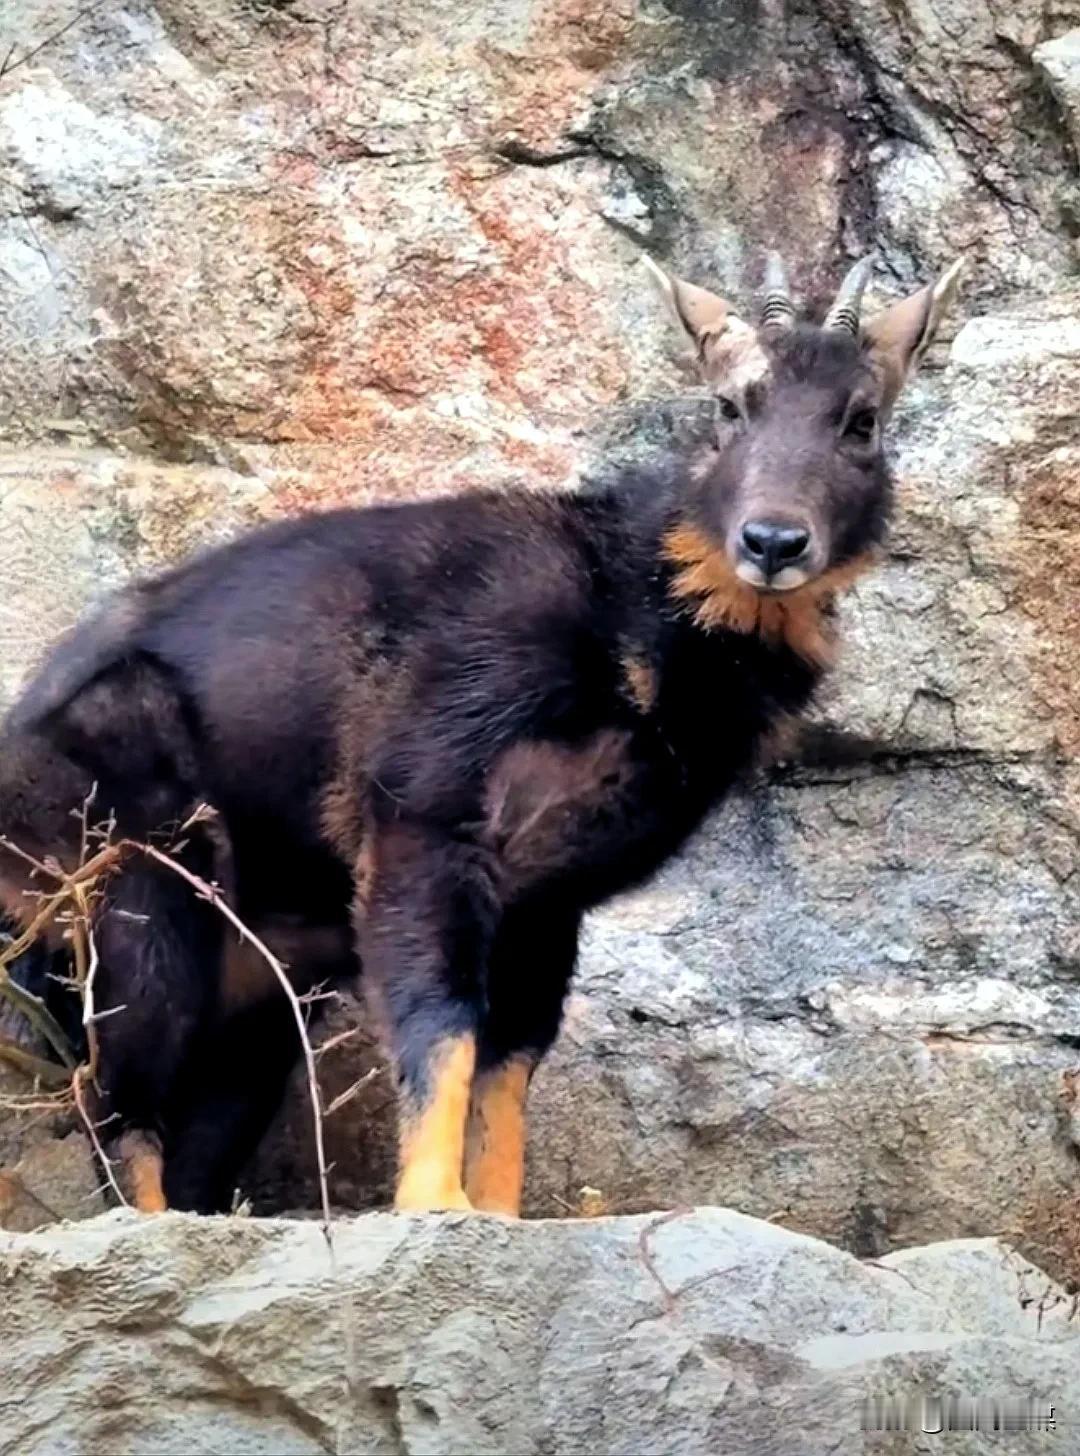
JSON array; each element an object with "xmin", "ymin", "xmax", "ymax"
[
  {"xmin": 396, "ymin": 1034, "xmax": 476, "ymax": 1212},
  {"xmin": 357, "ymin": 821, "xmax": 500, "ymax": 1213},
  {"xmin": 464, "ymin": 900, "xmax": 582, "ymax": 1217},
  {"xmin": 464, "ymin": 1055, "xmax": 532, "ymax": 1216}
]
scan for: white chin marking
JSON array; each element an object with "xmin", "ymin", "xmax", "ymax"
[
  {"xmin": 770, "ymin": 566, "xmax": 811, "ymax": 592},
  {"xmin": 735, "ymin": 561, "xmax": 768, "ymax": 587},
  {"xmin": 734, "ymin": 561, "xmax": 811, "ymax": 593}
]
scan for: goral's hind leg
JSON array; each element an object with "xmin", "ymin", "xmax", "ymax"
[
  {"xmin": 94, "ymin": 851, "xmax": 222, "ymax": 1213},
  {"xmin": 3, "ymin": 657, "xmax": 227, "ymax": 1213},
  {"xmin": 465, "ymin": 900, "xmax": 581, "ymax": 1217},
  {"xmin": 114, "ymin": 1129, "xmax": 167, "ymax": 1213},
  {"xmin": 357, "ymin": 823, "xmax": 498, "ymax": 1213},
  {"xmin": 164, "ymin": 995, "xmax": 304, "ymax": 1214}
]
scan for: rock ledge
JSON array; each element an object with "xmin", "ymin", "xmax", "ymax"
[{"xmin": 2, "ymin": 1207, "xmax": 1076, "ymax": 1455}]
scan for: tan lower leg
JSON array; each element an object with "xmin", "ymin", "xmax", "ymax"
[
  {"xmin": 117, "ymin": 1130, "xmax": 167, "ymax": 1213},
  {"xmin": 395, "ymin": 1034, "xmax": 476, "ymax": 1212},
  {"xmin": 464, "ymin": 1057, "xmax": 532, "ymax": 1216}
]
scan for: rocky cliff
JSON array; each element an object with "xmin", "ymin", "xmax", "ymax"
[{"xmin": 2, "ymin": 0, "xmax": 1080, "ymax": 1275}]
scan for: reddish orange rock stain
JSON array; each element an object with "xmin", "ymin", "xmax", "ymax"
[
  {"xmin": 247, "ymin": 1, "xmax": 636, "ymax": 478},
  {"xmin": 1016, "ymin": 449, "xmax": 1080, "ymax": 755},
  {"xmin": 46, "ymin": 471, "xmax": 80, "ymax": 497}
]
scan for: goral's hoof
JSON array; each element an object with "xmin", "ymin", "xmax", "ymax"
[
  {"xmin": 394, "ymin": 1180, "xmax": 474, "ymax": 1214},
  {"xmin": 467, "ymin": 1200, "xmax": 521, "ymax": 1219}
]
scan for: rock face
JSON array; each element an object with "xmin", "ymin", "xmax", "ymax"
[
  {"xmin": 2, "ymin": 1208, "xmax": 1078, "ymax": 1455},
  {"xmin": 1, "ymin": 0, "xmax": 1080, "ymax": 1271}
]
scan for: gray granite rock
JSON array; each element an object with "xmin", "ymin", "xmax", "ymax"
[{"xmin": 1, "ymin": 1208, "xmax": 1076, "ymax": 1455}]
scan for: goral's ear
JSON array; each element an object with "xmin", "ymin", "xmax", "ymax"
[
  {"xmin": 862, "ymin": 258, "xmax": 966, "ymax": 412},
  {"xmin": 642, "ymin": 254, "xmax": 760, "ymax": 388},
  {"xmin": 642, "ymin": 254, "xmax": 735, "ymax": 355}
]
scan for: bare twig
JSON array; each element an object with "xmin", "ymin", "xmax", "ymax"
[
  {"xmin": 0, "ymin": 836, "xmax": 123, "ymax": 1068},
  {"xmin": 132, "ymin": 840, "xmax": 334, "ymax": 1243},
  {"xmin": 315, "ymin": 1025, "xmax": 364, "ymax": 1060},
  {"xmin": 0, "ymin": 1092, "xmax": 71, "ymax": 1115},
  {"xmin": 69, "ymin": 884, "xmax": 102, "ymax": 1080},
  {"xmin": 0, "ymin": 834, "xmax": 57, "ymax": 879},
  {"xmin": 178, "ymin": 803, "xmax": 218, "ymax": 832},
  {"xmin": 72, "ymin": 1066, "xmax": 128, "ymax": 1208},
  {"xmin": 83, "ymin": 1003, "xmax": 124, "ymax": 1025},
  {"xmin": 324, "ymin": 1066, "xmax": 381, "ymax": 1119},
  {"xmin": 82, "ymin": 915, "xmax": 102, "ymax": 1077},
  {"xmin": 74, "ymin": 782, "xmax": 97, "ymax": 867},
  {"xmin": 299, "ymin": 985, "xmax": 341, "ymax": 1009},
  {"xmin": 0, "ymin": 836, "xmax": 123, "ymax": 892},
  {"xmin": 0, "ymin": 887, "xmax": 67, "ymax": 957},
  {"xmin": 0, "ymin": 0, "xmax": 111, "ymax": 83}
]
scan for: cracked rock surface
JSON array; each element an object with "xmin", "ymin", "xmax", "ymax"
[
  {"xmin": 1, "ymin": 0, "xmax": 1080, "ymax": 1273},
  {"xmin": 2, "ymin": 1208, "xmax": 1079, "ymax": 1456}
]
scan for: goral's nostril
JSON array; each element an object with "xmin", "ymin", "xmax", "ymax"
[
  {"xmin": 740, "ymin": 521, "xmax": 811, "ymax": 577},
  {"xmin": 740, "ymin": 523, "xmax": 769, "ymax": 559},
  {"xmin": 775, "ymin": 527, "xmax": 810, "ymax": 562}
]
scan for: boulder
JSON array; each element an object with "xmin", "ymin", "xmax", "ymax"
[
  {"xmin": 0, "ymin": 1131, "xmax": 104, "ymax": 1232},
  {"xmin": 1, "ymin": 1207, "xmax": 1077, "ymax": 1455}
]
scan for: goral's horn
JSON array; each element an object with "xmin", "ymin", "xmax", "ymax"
[
  {"xmin": 823, "ymin": 255, "xmax": 874, "ymax": 335},
  {"xmin": 760, "ymin": 251, "xmax": 796, "ymax": 332}
]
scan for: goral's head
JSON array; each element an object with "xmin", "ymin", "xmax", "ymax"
[{"xmin": 649, "ymin": 250, "xmax": 965, "ymax": 651}]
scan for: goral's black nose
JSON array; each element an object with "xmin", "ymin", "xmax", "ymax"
[{"xmin": 739, "ymin": 520, "xmax": 811, "ymax": 578}]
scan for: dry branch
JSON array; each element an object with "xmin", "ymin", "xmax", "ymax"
[
  {"xmin": 1, "ymin": 813, "xmax": 335, "ymax": 1237},
  {"xmin": 324, "ymin": 1066, "xmax": 381, "ymax": 1119},
  {"xmin": 0, "ymin": 831, "xmax": 124, "ymax": 1070},
  {"xmin": 315, "ymin": 1025, "xmax": 364, "ymax": 1060},
  {"xmin": 71, "ymin": 1066, "xmax": 128, "ymax": 1208},
  {"xmin": 0, "ymin": 807, "xmax": 360, "ymax": 1446},
  {"xmin": 133, "ymin": 839, "xmax": 335, "ymax": 1242}
]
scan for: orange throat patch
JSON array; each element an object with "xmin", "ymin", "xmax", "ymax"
[{"xmin": 663, "ymin": 523, "xmax": 877, "ymax": 668}]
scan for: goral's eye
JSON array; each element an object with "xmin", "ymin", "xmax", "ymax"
[
  {"xmin": 845, "ymin": 408, "xmax": 877, "ymax": 442},
  {"xmin": 716, "ymin": 395, "xmax": 741, "ymax": 423}
]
